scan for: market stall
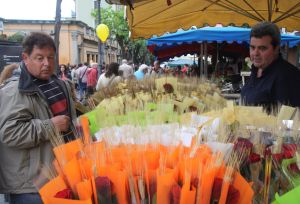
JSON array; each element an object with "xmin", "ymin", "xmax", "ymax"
[
  {"xmin": 123, "ymin": 0, "xmax": 300, "ymax": 39},
  {"xmin": 33, "ymin": 76, "xmax": 300, "ymax": 204},
  {"xmin": 147, "ymin": 26, "xmax": 300, "ymax": 60},
  {"xmin": 31, "ymin": 1, "xmax": 300, "ymax": 203}
]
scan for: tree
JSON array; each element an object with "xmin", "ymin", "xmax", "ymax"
[
  {"xmin": 54, "ymin": 0, "xmax": 62, "ymax": 72},
  {"xmin": 91, "ymin": 6, "xmax": 153, "ymax": 65},
  {"xmin": 0, "ymin": 34, "xmax": 7, "ymax": 40},
  {"xmin": 7, "ymin": 32, "xmax": 25, "ymax": 42},
  {"xmin": 92, "ymin": 6, "xmax": 128, "ymax": 57},
  {"xmin": 130, "ymin": 39, "xmax": 154, "ymax": 65}
]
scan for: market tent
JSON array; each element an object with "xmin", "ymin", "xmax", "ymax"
[
  {"xmin": 105, "ymin": 0, "xmax": 148, "ymax": 9},
  {"xmin": 148, "ymin": 26, "xmax": 251, "ymax": 46},
  {"xmin": 149, "ymin": 42, "xmax": 249, "ymax": 61},
  {"xmin": 124, "ymin": 0, "xmax": 300, "ymax": 39},
  {"xmin": 147, "ymin": 26, "xmax": 300, "ymax": 60}
]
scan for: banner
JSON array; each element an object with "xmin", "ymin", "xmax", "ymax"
[{"xmin": 0, "ymin": 43, "xmax": 22, "ymax": 73}]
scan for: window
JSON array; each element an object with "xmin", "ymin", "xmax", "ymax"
[{"xmin": 87, "ymin": 54, "xmax": 90, "ymax": 64}]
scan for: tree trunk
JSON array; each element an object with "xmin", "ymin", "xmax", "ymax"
[
  {"xmin": 133, "ymin": 44, "xmax": 141, "ymax": 64},
  {"xmin": 54, "ymin": 0, "xmax": 62, "ymax": 73},
  {"xmin": 116, "ymin": 36, "xmax": 126, "ymax": 60}
]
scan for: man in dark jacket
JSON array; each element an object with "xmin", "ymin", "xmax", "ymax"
[
  {"xmin": 241, "ymin": 22, "xmax": 300, "ymax": 113},
  {"xmin": 0, "ymin": 32, "xmax": 76, "ymax": 204}
]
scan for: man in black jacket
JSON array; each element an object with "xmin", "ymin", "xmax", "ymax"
[{"xmin": 241, "ymin": 21, "xmax": 300, "ymax": 113}]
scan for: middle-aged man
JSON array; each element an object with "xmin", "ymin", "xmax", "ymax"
[
  {"xmin": 241, "ymin": 21, "xmax": 300, "ymax": 113},
  {"xmin": 150, "ymin": 60, "xmax": 165, "ymax": 78},
  {"xmin": 0, "ymin": 32, "xmax": 76, "ymax": 204}
]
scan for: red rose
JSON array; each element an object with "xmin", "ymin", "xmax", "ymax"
[{"xmin": 54, "ymin": 188, "xmax": 74, "ymax": 199}]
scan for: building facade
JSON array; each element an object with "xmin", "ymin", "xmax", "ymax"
[{"xmin": 2, "ymin": 18, "xmax": 121, "ymax": 66}]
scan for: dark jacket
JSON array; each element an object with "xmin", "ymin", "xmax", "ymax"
[{"xmin": 241, "ymin": 56, "xmax": 300, "ymax": 113}]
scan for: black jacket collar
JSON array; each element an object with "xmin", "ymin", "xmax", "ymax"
[
  {"xmin": 250, "ymin": 55, "xmax": 282, "ymax": 78},
  {"xmin": 18, "ymin": 61, "xmax": 59, "ymax": 93}
]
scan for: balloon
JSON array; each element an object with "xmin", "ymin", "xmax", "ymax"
[{"xmin": 96, "ymin": 24, "xmax": 109, "ymax": 42}]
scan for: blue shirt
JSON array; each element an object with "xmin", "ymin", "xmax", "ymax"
[{"xmin": 134, "ymin": 70, "xmax": 145, "ymax": 80}]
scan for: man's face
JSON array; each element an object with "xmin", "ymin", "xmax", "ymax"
[
  {"xmin": 249, "ymin": 36, "xmax": 279, "ymax": 70},
  {"xmin": 22, "ymin": 46, "xmax": 55, "ymax": 80},
  {"xmin": 154, "ymin": 61, "xmax": 160, "ymax": 71}
]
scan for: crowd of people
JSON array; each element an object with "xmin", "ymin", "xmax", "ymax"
[
  {"xmin": 0, "ymin": 21, "xmax": 300, "ymax": 203},
  {"xmin": 37, "ymin": 58, "xmax": 200, "ymax": 105},
  {"xmin": 0, "ymin": 52, "xmax": 203, "ymax": 106}
]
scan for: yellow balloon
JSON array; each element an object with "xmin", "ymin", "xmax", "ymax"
[{"xmin": 96, "ymin": 24, "xmax": 109, "ymax": 42}]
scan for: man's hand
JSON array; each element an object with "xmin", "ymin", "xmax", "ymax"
[{"xmin": 51, "ymin": 115, "xmax": 70, "ymax": 132}]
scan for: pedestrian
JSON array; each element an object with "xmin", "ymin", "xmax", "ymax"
[
  {"xmin": 181, "ymin": 64, "xmax": 189, "ymax": 76},
  {"xmin": 76, "ymin": 62, "xmax": 89, "ymax": 101},
  {"xmin": 0, "ymin": 32, "xmax": 77, "ymax": 204},
  {"xmin": 150, "ymin": 60, "xmax": 163, "ymax": 77},
  {"xmin": 58, "ymin": 64, "xmax": 71, "ymax": 80},
  {"xmin": 70, "ymin": 64, "xmax": 79, "ymax": 90},
  {"xmin": 134, "ymin": 64, "xmax": 149, "ymax": 80},
  {"xmin": 241, "ymin": 21, "xmax": 300, "ymax": 113},
  {"xmin": 96, "ymin": 62, "xmax": 122, "ymax": 91},
  {"xmin": 0, "ymin": 63, "xmax": 20, "ymax": 86},
  {"xmin": 119, "ymin": 59, "xmax": 134, "ymax": 79},
  {"xmin": 86, "ymin": 63, "xmax": 98, "ymax": 96}
]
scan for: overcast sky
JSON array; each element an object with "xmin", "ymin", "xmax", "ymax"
[{"xmin": 0, "ymin": 0, "xmax": 75, "ymax": 20}]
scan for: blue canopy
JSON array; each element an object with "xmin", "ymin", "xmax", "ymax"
[{"xmin": 147, "ymin": 26, "xmax": 300, "ymax": 48}]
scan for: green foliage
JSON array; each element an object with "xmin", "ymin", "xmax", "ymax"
[
  {"xmin": 129, "ymin": 39, "xmax": 154, "ymax": 65},
  {"xmin": 92, "ymin": 5, "xmax": 129, "ymax": 40},
  {"xmin": 91, "ymin": 6, "xmax": 153, "ymax": 64},
  {"xmin": 0, "ymin": 32, "xmax": 25, "ymax": 43},
  {"xmin": 7, "ymin": 32, "xmax": 25, "ymax": 42},
  {"xmin": 0, "ymin": 34, "xmax": 7, "ymax": 40}
]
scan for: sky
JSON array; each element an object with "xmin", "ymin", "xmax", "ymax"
[{"xmin": 0, "ymin": 0, "xmax": 75, "ymax": 20}]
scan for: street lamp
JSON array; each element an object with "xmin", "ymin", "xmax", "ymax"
[{"xmin": 96, "ymin": 0, "xmax": 104, "ymax": 74}]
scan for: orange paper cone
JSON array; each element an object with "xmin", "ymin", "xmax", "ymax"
[
  {"xmin": 78, "ymin": 157, "xmax": 93, "ymax": 180},
  {"xmin": 179, "ymin": 184, "xmax": 196, "ymax": 204},
  {"xmin": 99, "ymin": 164, "xmax": 128, "ymax": 204},
  {"xmin": 156, "ymin": 168, "xmax": 178, "ymax": 204},
  {"xmin": 145, "ymin": 149, "xmax": 160, "ymax": 170},
  {"xmin": 53, "ymin": 159, "xmax": 65, "ymax": 178},
  {"xmin": 54, "ymin": 139, "xmax": 83, "ymax": 166},
  {"xmin": 145, "ymin": 169, "xmax": 156, "ymax": 204},
  {"xmin": 110, "ymin": 146, "xmax": 127, "ymax": 168},
  {"xmin": 232, "ymin": 172, "xmax": 254, "ymax": 204},
  {"xmin": 39, "ymin": 176, "xmax": 92, "ymax": 203},
  {"xmin": 63, "ymin": 158, "xmax": 83, "ymax": 195},
  {"xmin": 218, "ymin": 180, "xmax": 230, "ymax": 204},
  {"xmin": 39, "ymin": 176, "xmax": 67, "ymax": 203},
  {"xmin": 45, "ymin": 197, "xmax": 93, "ymax": 204},
  {"xmin": 80, "ymin": 116, "xmax": 91, "ymax": 145},
  {"xmin": 76, "ymin": 179, "xmax": 93, "ymax": 200},
  {"xmin": 166, "ymin": 145, "xmax": 182, "ymax": 169},
  {"xmin": 200, "ymin": 167, "xmax": 217, "ymax": 204}
]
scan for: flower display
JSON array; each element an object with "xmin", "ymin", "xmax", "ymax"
[{"xmin": 35, "ymin": 77, "xmax": 300, "ymax": 204}]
